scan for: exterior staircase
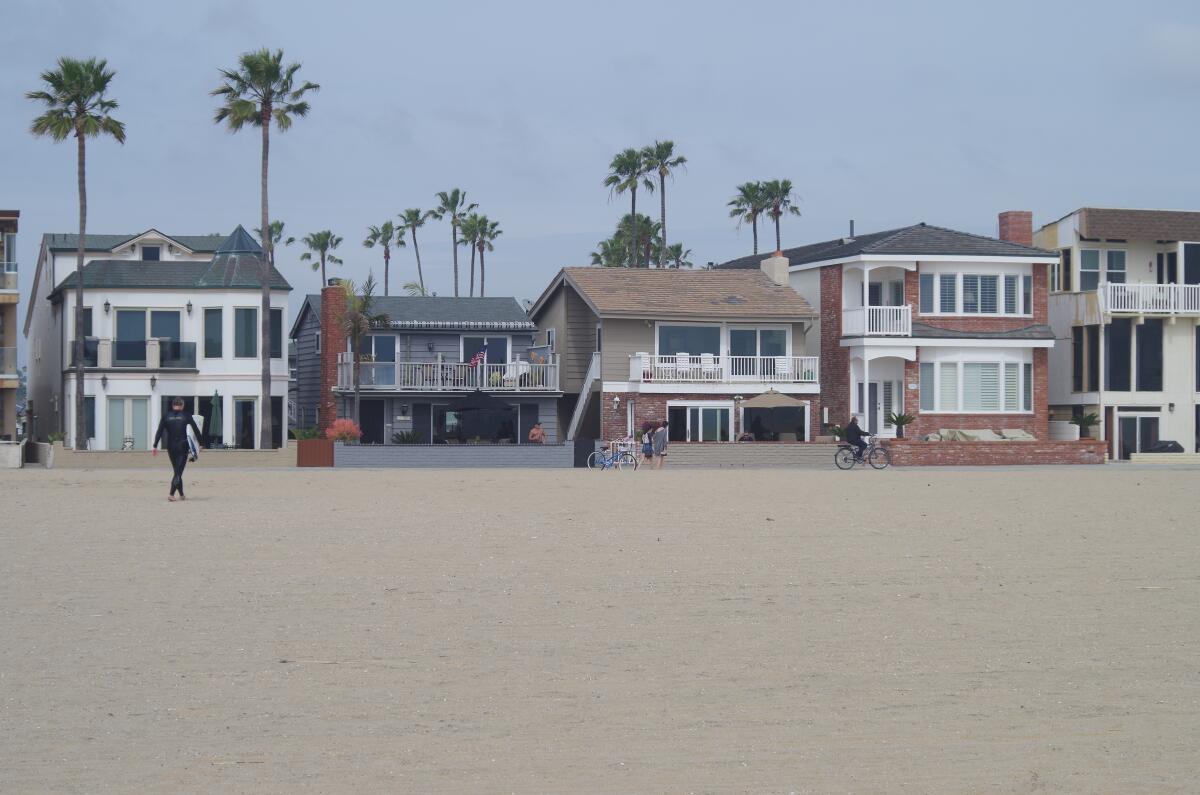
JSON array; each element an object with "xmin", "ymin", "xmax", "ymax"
[{"xmin": 664, "ymin": 443, "xmax": 842, "ymax": 469}]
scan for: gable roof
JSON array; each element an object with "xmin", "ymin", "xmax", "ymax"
[
  {"xmin": 717, "ymin": 223, "xmax": 1056, "ymax": 270},
  {"xmin": 1073, "ymin": 207, "xmax": 1200, "ymax": 241},
  {"xmin": 533, "ymin": 267, "xmax": 816, "ymax": 320},
  {"xmin": 49, "ymin": 259, "xmax": 291, "ymax": 298},
  {"xmin": 289, "ymin": 293, "xmax": 535, "ymax": 338},
  {"xmin": 42, "ymin": 230, "xmax": 228, "ymax": 254}
]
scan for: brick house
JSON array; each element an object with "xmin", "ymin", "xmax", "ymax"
[
  {"xmin": 527, "ymin": 264, "xmax": 819, "ymax": 444},
  {"xmin": 720, "ymin": 214, "xmax": 1059, "ymax": 440}
]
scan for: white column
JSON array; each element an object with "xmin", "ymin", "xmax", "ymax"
[{"xmin": 862, "ymin": 355, "xmax": 870, "ymax": 425}]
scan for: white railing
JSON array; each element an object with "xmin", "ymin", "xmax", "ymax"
[
  {"xmin": 1101, "ymin": 282, "xmax": 1200, "ymax": 315},
  {"xmin": 337, "ymin": 352, "xmax": 559, "ymax": 391},
  {"xmin": 842, "ymin": 305, "xmax": 911, "ymax": 336},
  {"xmin": 629, "ymin": 354, "xmax": 818, "ymax": 383}
]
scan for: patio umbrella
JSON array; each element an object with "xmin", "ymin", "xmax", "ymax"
[
  {"xmin": 447, "ymin": 390, "xmax": 513, "ymax": 413},
  {"xmin": 739, "ymin": 389, "xmax": 807, "ymax": 409},
  {"xmin": 209, "ymin": 390, "xmax": 222, "ymax": 445}
]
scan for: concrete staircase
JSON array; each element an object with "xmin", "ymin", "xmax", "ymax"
[{"xmin": 664, "ymin": 443, "xmax": 842, "ymax": 469}]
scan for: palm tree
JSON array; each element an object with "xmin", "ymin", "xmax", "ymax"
[
  {"xmin": 337, "ymin": 273, "xmax": 390, "ymax": 425},
  {"xmin": 727, "ymin": 181, "xmax": 769, "ymax": 256},
  {"xmin": 254, "ymin": 220, "xmax": 295, "ymax": 269},
  {"xmin": 590, "ymin": 238, "xmax": 626, "ymax": 267},
  {"xmin": 603, "ymin": 148, "xmax": 653, "ymax": 267},
  {"xmin": 401, "ymin": 280, "xmax": 428, "ymax": 296},
  {"xmin": 475, "ymin": 216, "xmax": 501, "ymax": 297},
  {"xmin": 27, "ymin": 57, "xmax": 126, "ymax": 449},
  {"xmin": 212, "ymin": 48, "xmax": 318, "ymax": 449},
  {"xmin": 664, "ymin": 243, "xmax": 693, "ymax": 269},
  {"xmin": 761, "ymin": 178, "xmax": 801, "ymax": 252},
  {"xmin": 430, "ymin": 189, "xmax": 477, "ymax": 297},
  {"xmin": 458, "ymin": 213, "xmax": 482, "ymax": 297},
  {"xmin": 363, "ymin": 221, "xmax": 403, "ymax": 296},
  {"xmin": 397, "ymin": 208, "xmax": 431, "ymax": 296},
  {"xmin": 640, "ymin": 140, "xmax": 686, "ymax": 268},
  {"xmin": 299, "ymin": 230, "xmax": 343, "ymax": 287}
]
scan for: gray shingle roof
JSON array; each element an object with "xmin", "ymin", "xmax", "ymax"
[
  {"xmin": 1075, "ymin": 207, "xmax": 1200, "ymax": 241},
  {"xmin": 50, "ymin": 259, "xmax": 291, "ymax": 298},
  {"xmin": 293, "ymin": 294, "xmax": 535, "ymax": 334},
  {"xmin": 43, "ymin": 231, "xmax": 228, "ymax": 253},
  {"xmin": 718, "ymin": 223, "xmax": 1056, "ymax": 269}
]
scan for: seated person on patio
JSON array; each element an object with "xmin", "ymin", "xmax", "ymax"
[{"xmin": 527, "ymin": 422, "xmax": 546, "ymax": 444}]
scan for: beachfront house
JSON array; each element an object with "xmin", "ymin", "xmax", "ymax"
[
  {"xmin": 22, "ymin": 226, "xmax": 291, "ymax": 449},
  {"xmin": 527, "ymin": 265, "xmax": 820, "ymax": 443},
  {"xmin": 1, "ymin": 210, "xmax": 19, "ymax": 441},
  {"xmin": 719, "ymin": 214, "xmax": 1058, "ymax": 441},
  {"xmin": 292, "ymin": 281, "xmax": 562, "ymax": 444},
  {"xmin": 1036, "ymin": 208, "xmax": 1200, "ymax": 457}
]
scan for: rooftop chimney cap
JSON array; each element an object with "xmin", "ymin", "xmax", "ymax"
[{"xmin": 326, "ymin": 277, "xmax": 343, "ymax": 287}]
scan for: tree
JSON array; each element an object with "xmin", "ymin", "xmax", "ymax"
[
  {"xmin": 28, "ymin": 57, "xmax": 126, "ymax": 449},
  {"xmin": 363, "ymin": 221, "xmax": 403, "ymax": 296},
  {"xmin": 640, "ymin": 140, "xmax": 686, "ymax": 268},
  {"xmin": 458, "ymin": 213, "xmax": 482, "ymax": 297},
  {"xmin": 475, "ymin": 216, "xmax": 501, "ymax": 297},
  {"xmin": 727, "ymin": 181, "xmax": 769, "ymax": 256},
  {"xmin": 603, "ymin": 148, "xmax": 653, "ymax": 267},
  {"xmin": 664, "ymin": 243, "xmax": 693, "ymax": 269},
  {"xmin": 397, "ymin": 208, "xmax": 432, "ymax": 296},
  {"xmin": 299, "ymin": 230, "xmax": 343, "ymax": 287},
  {"xmin": 254, "ymin": 220, "xmax": 294, "ymax": 269},
  {"xmin": 430, "ymin": 189, "xmax": 476, "ymax": 297},
  {"xmin": 212, "ymin": 48, "xmax": 318, "ymax": 449},
  {"xmin": 761, "ymin": 178, "xmax": 801, "ymax": 252},
  {"xmin": 590, "ymin": 213, "xmax": 660, "ymax": 268},
  {"xmin": 401, "ymin": 280, "xmax": 428, "ymax": 296},
  {"xmin": 590, "ymin": 238, "xmax": 626, "ymax": 267},
  {"xmin": 338, "ymin": 273, "xmax": 390, "ymax": 425}
]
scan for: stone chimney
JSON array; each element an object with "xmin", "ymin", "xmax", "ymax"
[
  {"xmin": 998, "ymin": 211, "xmax": 1033, "ymax": 247},
  {"xmin": 318, "ymin": 280, "xmax": 348, "ymax": 432},
  {"xmin": 760, "ymin": 252, "xmax": 790, "ymax": 287}
]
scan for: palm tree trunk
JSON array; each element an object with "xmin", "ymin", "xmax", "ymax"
[
  {"xmin": 468, "ymin": 244, "xmax": 476, "ymax": 297},
  {"xmin": 451, "ymin": 226, "xmax": 459, "ymax": 297},
  {"xmin": 320, "ymin": 253, "xmax": 326, "ymax": 288},
  {"xmin": 658, "ymin": 173, "xmax": 667, "ymax": 268},
  {"xmin": 411, "ymin": 228, "xmax": 425, "ymax": 293},
  {"xmin": 629, "ymin": 188, "xmax": 638, "ymax": 268},
  {"xmin": 752, "ymin": 216, "xmax": 759, "ymax": 256},
  {"xmin": 479, "ymin": 245, "xmax": 486, "ymax": 297},
  {"xmin": 73, "ymin": 128, "xmax": 86, "ymax": 449},
  {"xmin": 258, "ymin": 114, "xmax": 273, "ymax": 450},
  {"xmin": 774, "ymin": 208, "xmax": 782, "ymax": 252},
  {"xmin": 383, "ymin": 247, "xmax": 390, "ymax": 296}
]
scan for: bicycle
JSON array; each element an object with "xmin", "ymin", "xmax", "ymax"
[
  {"xmin": 834, "ymin": 435, "xmax": 891, "ymax": 470},
  {"xmin": 587, "ymin": 442, "xmax": 640, "ymax": 471}
]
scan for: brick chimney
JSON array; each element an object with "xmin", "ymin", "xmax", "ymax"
[
  {"xmin": 998, "ymin": 211, "xmax": 1033, "ymax": 247},
  {"xmin": 760, "ymin": 252, "xmax": 790, "ymax": 287},
  {"xmin": 318, "ymin": 280, "xmax": 348, "ymax": 432}
]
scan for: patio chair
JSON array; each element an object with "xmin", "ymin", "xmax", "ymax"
[
  {"xmin": 774, "ymin": 356, "xmax": 792, "ymax": 381},
  {"xmin": 675, "ymin": 352, "xmax": 692, "ymax": 380},
  {"xmin": 699, "ymin": 352, "xmax": 719, "ymax": 380}
]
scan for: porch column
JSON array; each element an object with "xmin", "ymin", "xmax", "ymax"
[
  {"xmin": 861, "ymin": 355, "xmax": 870, "ymax": 422},
  {"xmin": 862, "ymin": 266, "xmax": 871, "ymax": 307}
]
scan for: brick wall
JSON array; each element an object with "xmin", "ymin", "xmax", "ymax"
[
  {"xmin": 819, "ymin": 265, "xmax": 848, "ymax": 431},
  {"xmin": 887, "ymin": 438, "xmax": 1106, "ymax": 466},
  {"xmin": 318, "ymin": 283, "xmax": 348, "ymax": 433},
  {"xmin": 907, "ymin": 264, "xmax": 1048, "ymax": 328},
  {"xmin": 998, "ymin": 210, "xmax": 1034, "ymax": 248},
  {"xmin": 601, "ymin": 390, "xmax": 822, "ymax": 443}
]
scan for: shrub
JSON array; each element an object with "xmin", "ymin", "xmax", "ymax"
[
  {"xmin": 48, "ymin": 431, "xmax": 65, "ymax": 443},
  {"xmin": 293, "ymin": 427, "xmax": 322, "ymax": 440},
  {"xmin": 391, "ymin": 430, "xmax": 422, "ymax": 444},
  {"xmin": 326, "ymin": 418, "xmax": 362, "ymax": 443}
]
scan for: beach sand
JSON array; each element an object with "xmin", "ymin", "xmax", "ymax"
[{"xmin": 1, "ymin": 465, "xmax": 1198, "ymax": 793}]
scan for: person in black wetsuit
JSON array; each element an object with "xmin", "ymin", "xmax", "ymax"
[
  {"xmin": 153, "ymin": 397, "xmax": 202, "ymax": 501},
  {"xmin": 845, "ymin": 416, "xmax": 870, "ymax": 460}
]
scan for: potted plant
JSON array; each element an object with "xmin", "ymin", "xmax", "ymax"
[
  {"xmin": 887, "ymin": 412, "xmax": 915, "ymax": 439},
  {"xmin": 826, "ymin": 423, "xmax": 844, "ymax": 441},
  {"xmin": 326, "ymin": 418, "xmax": 363, "ymax": 444},
  {"xmin": 1069, "ymin": 412, "xmax": 1100, "ymax": 439}
]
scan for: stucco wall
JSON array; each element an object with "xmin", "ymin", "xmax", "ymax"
[{"xmin": 334, "ymin": 442, "xmax": 574, "ymax": 468}]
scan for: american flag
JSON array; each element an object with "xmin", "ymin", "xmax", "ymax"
[{"xmin": 469, "ymin": 341, "xmax": 487, "ymax": 367}]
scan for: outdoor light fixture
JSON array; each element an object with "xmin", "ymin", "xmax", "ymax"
[
  {"xmin": 103, "ymin": 300, "xmax": 111, "ymax": 315},
  {"xmin": 1169, "ymin": 402, "xmax": 1175, "ymax": 412},
  {"xmin": 100, "ymin": 375, "xmax": 108, "ymax": 389},
  {"xmin": 426, "ymin": 341, "xmax": 435, "ymax": 352},
  {"xmin": 186, "ymin": 300, "xmax": 193, "ymax": 315},
  {"xmin": 612, "ymin": 395, "xmax": 620, "ymax": 410},
  {"xmin": 150, "ymin": 375, "xmax": 157, "ymax": 390}
]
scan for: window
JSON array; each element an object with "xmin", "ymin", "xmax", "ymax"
[
  {"xmin": 1061, "ymin": 249, "xmax": 1072, "ymax": 292},
  {"xmin": 1080, "ymin": 249, "xmax": 1100, "ymax": 292},
  {"xmin": 1004, "ymin": 363, "xmax": 1019, "ymax": 411},
  {"xmin": 315, "ymin": 331, "xmax": 321, "ymax": 353},
  {"xmin": 889, "ymin": 281, "xmax": 904, "ymax": 306},
  {"xmin": 84, "ymin": 396, "xmax": 95, "ymax": 442},
  {"xmin": 979, "ymin": 275, "xmax": 999, "ymax": 313},
  {"xmin": 1022, "ymin": 275, "xmax": 1032, "ymax": 315},
  {"xmin": 150, "ymin": 310, "xmax": 181, "ymax": 342},
  {"xmin": 546, "ymin": 327, "xmax": 557, "ymax": 352},
  {"xmin": 939, "ymin": 363, "xmax": 958, "ymax": 412},
  {"xmin": 1106, "ymin": 250, "xmax": 1126, "ymax": 284},
  {"xmin": 141, "ymin": 245, "xmax": 161, "ymax": 261},
  {"xmin": 1086, "ymin": 325, "xmax": 1100, "ymax": 392},
  {"xmin": 962, "ymin": 275, "xmax": 980, "ymax": 313},
  {"xmin": 595, "ymin": 326, "xmax": 602, "ymax": 352},
  {"xmin": 939, "ymin": 274, "xmax": 957, "ymax": 313},
  {"xmin": 204, "ymin": 308, "xmax": 222, "ymax": 358},
  {"xmin": 77, "ymin": 307, "xmax": 93, "ymax": 338},
  {"xmin": 360, "ymin": 334, "xmax": 397, "ymax": 386},
  {"xmin": 270, "ymin": 308, "xmax": 283, "ymax": 359},
  {"xmin": 919, "ymin": 362, "xmax": 935, "ymax": 411},
  {"xmin": 461, "ymin": 336, "xmax": 508, "ymax": 363},
  {"xmin": 1105, "ymin": 318, "xmax": 1131, "ymax": 391},
  {"xmin": 657, "ymin": 324, "xmax": 720, "ymax": 355},
  {"xmin": 1023, "ymin": 363, "xmax": 1033, "ymax": 411},
  {"xmin": 1004, "ymin": 276, "xmax": 1018, "ymax": 314},
  {"xmin": 1135, "ymin": 318, "xmax": 1163, "ymax": 391},
  {"xmin": 1072, "ymin": 327, "xmax": 1084, "ymax": 392},
  {"xmin": 963, "ymin": 363, "xmax": 1000, "ymax": 411},
  {"xmin": 668, "ymin": 403, "xmax": 731, "ymax": 442},
  {"xmin": 919, "ymin": 274, "xmax": 935, "ymax": 313},
  {"xmin": 234, "ymin": 308, "xmax": 258, "ymax": 358}
]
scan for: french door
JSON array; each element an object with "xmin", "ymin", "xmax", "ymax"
[
  {"xmin": 667, "ymin": 403, "xmax": 732, "ymax": 442},
  {"xmin": 1117, "ymin": 415, "xmax": 1159, "ymax": 460},
  {"xmin": 106, "ymin": 397, "xmax": 148, "ymax": 450},
  {"xmin": 856, "ymin": 380, "xmax": 900, "ymax": 436}
]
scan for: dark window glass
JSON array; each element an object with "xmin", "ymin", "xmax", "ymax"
[
  {"xmin": 271, "ymin": 396, "xmax": 283, "ymax": 449},
  {"xmin": 141, "ymin": 245, "xmax": 161, "ymax": 261},
  {"xmin": 889, "ymin": 281, "xmax": 904, "ymax": 306},
  {"xmin": 270, "ymin": 308, "xmax": 283, "ymax": 359},
  {"xmin": 204, "ymin": 308, "xmax": 222, "ymax": 358},
  {"xmin": 461, "ymin": 336, "xmax": 508, "ymax": 364},
  {"xmin": 1106, "ymin": 250, "xmax": 1126, "ymax": 284},
  {"xmin": 1004, "ymin": 275, "xmax": 1018, "ymax": 314},
  {"xmin": 1136, "ymin": 319, "xmax": 1163, "ymax": 391},
  {"xmin": 919, "ymin": 274, "xmax": 934, "ymax": 313},
  {"xmin": 1086, "ymin": 325, "xmax": 1100, "ymax": 392},
  {"xmin": 868, "ymin": 282, "xmax": 882, "ymax": 305},
  {"xmin": 84, "ymin": 396, "xmax": 95, "ymax": 441},
  {"xmin": 1062, "ymin": 249, "xmax": 1072, "ymax": 291},
  {"xmin": 235, "ymin": 308, "xmax": 257, "ymax": 357},
  {"xmin": 1072, "ymin": 327, "xmax": 1084, "ymax": 392},
  {"xmin": 1022, "ymin": 274, "xmax": 1032, "ymax": 315},
  {"xmin": 1168, "ymin": 252, "xmax": 1178, "ymax": 284},
  {"xmin": 150, "ymin": 310, "xmax": 180, "ymax": 342},
  {"xmin": 1105, "ymin": 318, "xmax": 1132, "ymax": 391},
  {"xmin": 1080, "ymin": 250, "xmax": 1100, "ymax": 292},
  {"xmin": 1185, "ymin": 243, "xmax": 1200, "ymax": 285},
  {"xmin": 657, "ymin": 325, "xmax": 721, "ymax": 355},
  {"xmin": 79, "ymin": 307, "xmax": 93, "ymax": 338}
]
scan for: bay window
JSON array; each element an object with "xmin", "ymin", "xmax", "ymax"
[{"xmin": 918, "ymin": 357, "xmax": 1033, "ymax": 413}]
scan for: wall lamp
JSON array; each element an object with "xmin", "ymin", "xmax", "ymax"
[
  {"xmin": 100, "ymin": 375, "xmax": 108, "ymax": 390},
  {"xmin": 103, "ymin": 300, "xmax": 111, "ymax": 315},
  {"xmin": 150, "ymin": 375, "xmax": 157, "ymax": 390},
  {"xmin": 186, "ymin": 300, "xmax": 193, "ymax": 315},
  {"xmin": 612, "ymin": 394, "xmax": 621, "ymax": 411}
]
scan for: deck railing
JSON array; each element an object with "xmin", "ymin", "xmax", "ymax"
[
  {"xmin": 842, "ymin": 305, "xmax": 912, "ymax": 336},
  {"xmin": 1102, "ymin": 282, "xmax": 1200, "ymax": 314},
  {"xmin": 629, "ymin": 354, "xmax": 818, "ymax": 383},
  {"xmin": 338, "ymin": 353, "xmax": 559, "ymax": 392}
]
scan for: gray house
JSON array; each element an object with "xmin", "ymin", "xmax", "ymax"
[{"xmin": 291, "ymin": 288, "xmax": 562, "ymax": 444}]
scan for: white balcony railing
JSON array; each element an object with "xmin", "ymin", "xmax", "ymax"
[
  {"xmin": 337, "ymin": 352, "xmax": 559, "ymax": 392},
  {"xmin": 629, "ymin": 354, "xmax": 818, "ymax": 384},
  {"xmin": 842, "ymin": 305, "xmax": 911, "ymax": 336},
  {"xmin": 1101, "ymin": 282, "xmax": 1200, "ymax": 315}
]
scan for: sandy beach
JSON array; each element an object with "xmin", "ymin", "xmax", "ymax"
[{"xmin": 1, "ymin": 465, "xmax": 1198, "ymax": 793}]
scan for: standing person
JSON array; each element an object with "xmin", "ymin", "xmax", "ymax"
[
  {"xmin": 639, "ymin": 421, "xmax": 654, "ymax": 467},
  {"xmin": 845, "ymin": 416, "xmax": 870, "ymax": 461},
  {"xmin": 652, "ymin": 419, "xmax": 669, "ymax": 469},
  {"xmin": 527, "ymin": 422, "xmax": 546, "ymax": 444},
  {"xmin": 153, "ymin": 397, "xmax": 202, "ymax": 502}
]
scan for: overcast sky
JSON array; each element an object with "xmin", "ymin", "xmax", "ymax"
[{"xmin": 5, "ymin": 0, "xmax": 1200, "ymax": 343}]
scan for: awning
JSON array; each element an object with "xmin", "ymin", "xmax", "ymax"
[
  {"xmin": 446, "ymin": 390, "xmax": 514, "ymax": 412},
  {"xmin": 739, "ymin": 389, "xmax": 808, "ymax": 409}
]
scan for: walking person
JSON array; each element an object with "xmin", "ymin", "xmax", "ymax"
[
  {"xmin": 652, "ymin": 419, "xmax": 669, "ymax": 469},
  {"xmin": 639, "ymin": 421, "xmax": 654, "ymax": 467},
  {"xmin": 153, "ymin": 397, "xmax": 202, "ymax": 502}
]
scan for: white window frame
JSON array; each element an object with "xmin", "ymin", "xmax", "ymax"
[
  {"xmin": 202, "ymin": 306, "xmax": 223, "ymax": 359},
  {"xmin": 459, "ymin": 334, "xmax": 512, "ymax": 363},
  {"xmin": 667, "ymin": 399, "xmax": 735, "ymax": 442},
  {"xmin": 1105, "ymin": 248, "xmax": 1126, "ymax": 284},
  {"xmin": 315, "ymin": 330, "xmax": 321, "ymax": 353},
  {"xmin": 726, "ymin": 324, "xmax": 793, "ymax": 358},
  {"xmin": 1079, "ymin": 248, "xmax": 1101, "ymax": 292},
  {"xmin": 917, "ymin": 350, "xmax": 1034, "ymax": 415},
  {"xmin": 141, "ymin": 244, "xmax": 162, "ymax": 261},
  {"xmin": 546, "ymin": 327, "xmax": 556, "ymax": 352},
  {"xmin": 918, "ymin": 269, "xmax": 1034, "ymax": 318}
]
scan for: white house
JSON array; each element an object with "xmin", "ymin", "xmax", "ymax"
[
  {"xmin": 1036, "ymin": 207, "xmax": 1200, "ymax": 458},
  {"xmin": 23, "ymin": 226, "xmax": 291, "ymax": 449}
]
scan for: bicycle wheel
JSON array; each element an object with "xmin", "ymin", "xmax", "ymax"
[
  {"xmin": 834, "ymin": 447, "xmax": 857, "ymax": 470},
  {"xmin": 587, "ymin": 451, "xmax": 604, "ymax": 470},
  {"xmin": 868, "ymin": 446, "xmax": 891, "ymax": 469},
  {"xmin": 617, "ymin": 450, "xmax": 639, "ymax": 470}
]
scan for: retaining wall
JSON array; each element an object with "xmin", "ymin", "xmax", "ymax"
[
  {"xmin": 887, "ymin": 439, "xmax": 1107, "ymax": 466},
  {"xmin": 334, "ymin": 443, "xmax": 576, "ymax": 468},
  {"xmin": 49, "ymin": 442, "xmax": 297, "ymax": 469}
]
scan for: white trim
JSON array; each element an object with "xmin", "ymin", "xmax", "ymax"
[
  {"xmin": 602, "ymin": 380, "xmax": 819, "ymax": 395},
  {"xmin": 842, "ymin": 336, "xmax": 1054, "ymax": 349},
  {"xmin": 459, "ymin": 333, "xmax": 512, "ymax": 363},
  {"xmin": 665, "ymin": 399, "xmax": 735, "ymax": 442},
  {"xmin": 790, "ymin": 253, "xmax": 1059, "ymax": 272}
]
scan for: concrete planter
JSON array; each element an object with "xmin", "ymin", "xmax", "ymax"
[{"xmin": 334, "ymin": 442, "xmax": 575, "ymax": 468}]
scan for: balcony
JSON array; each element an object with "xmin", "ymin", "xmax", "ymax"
[
  {"xmin": 337, "ymin": 352, "xmax": 560, "ymax": 392},
  {"xmin": 842, "ymin": 305, "xmax": 912, "ymax": 336},
  {"xmin": 629, "ymin": 354, "xmax": 818, "ymax": 384},
  {"xmin": 0, "ymin": 347, "xmax": 15, "ymax": 376},
  {"xmin": 69, "ymin": 338, "xmax": 198, "ymax": 369},
  {"xmin": 1100, "ymin": 283, "xmax": 1200, "ymax": 315},
  {"xmin": 0, "ymin": 266, "xmax": 15, "ymax": 292}
]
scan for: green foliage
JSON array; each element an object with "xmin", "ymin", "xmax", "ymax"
[
  {"xmin": 254, "ymin": 220, "xmax": 294, "ymax": 266},
  {"xmin": 1069, "ymin": 412, "xmax": 1100, "ymax": 428},
  {"xmin": 292, "ymin": 427, "xmax": 322, "ymax": 440},
  {"xmin": 887, "ymin": 412, "xmax": 915, "ymax": 427},
  {"xmin": 728, "ymin": 181, "xmax": 769, "ymax": 254},
  {"xmin": 28, "ymin": 57, "xmax": 126, "ymax": 144},
  {"xmin": 391, "ymin": 430, "xmax": 423, "ymax": 444},
  {"xmin": 210, "ymin": 48, "xmax": 319, "ymax": 133},
  {"xmin": 48, "ymin": 431, "xmax": 65, "ymax": 443},
  {"xmin": 299, "ymin": 230, "xmax": 343, "ymax": 285},
  {"xmin": 826, "ymin": 424, "xmax": 844, "ymax": 440}
]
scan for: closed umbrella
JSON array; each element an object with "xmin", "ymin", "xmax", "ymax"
[{"xmin": 209, "ymin": 390, "xmax": 223, "ymax": 446}]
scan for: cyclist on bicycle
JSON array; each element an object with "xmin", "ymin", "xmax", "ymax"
[{"xmin": 845, "ymin": 416, "xmax": 870, "ymax": 460}]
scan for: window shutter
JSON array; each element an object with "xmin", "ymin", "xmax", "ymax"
[
  {"xmin": 882, "ymin": 381, "xmax": 894, "ymax": 426},
  {"xmin": 919, "ymin": 362, "xmax": 935, "ymax": 411},
  {"xmin": 1023, "ymin": 362, "xmax": 1032, "ymax": 411},
  {"xmin": 1004, "ymin": 276, "xmax": 1018, "ymax": 314},
  {"xmin": 980, "ymin": 276, "xmax": 999, "ymax": 313},
  {"xmin": 939, "ymin": 275, "xmax": 956, "ymax": 313},
  {"xmin": 963, "ymin": 363, "xmax": 1000, "ymax": 411},
  {"xmin": 1005, "ymin": 363, "xmax": 1019, "ymax": 411},
  {"xmin": 939, "ymin": 363, "xmax": 958, "ymax": 411},
  {"xmin": 963, "ymin": 275, "xmax": 980, "ymax": 312}
]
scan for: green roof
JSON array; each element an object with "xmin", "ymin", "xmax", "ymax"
[
  {"xmin": 50, "ymin": 259, "xmax": 290, "ymax": 298},
  {"xmin": 43, "ymin": 231, "xmax": 228, "ymax": 253}
]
